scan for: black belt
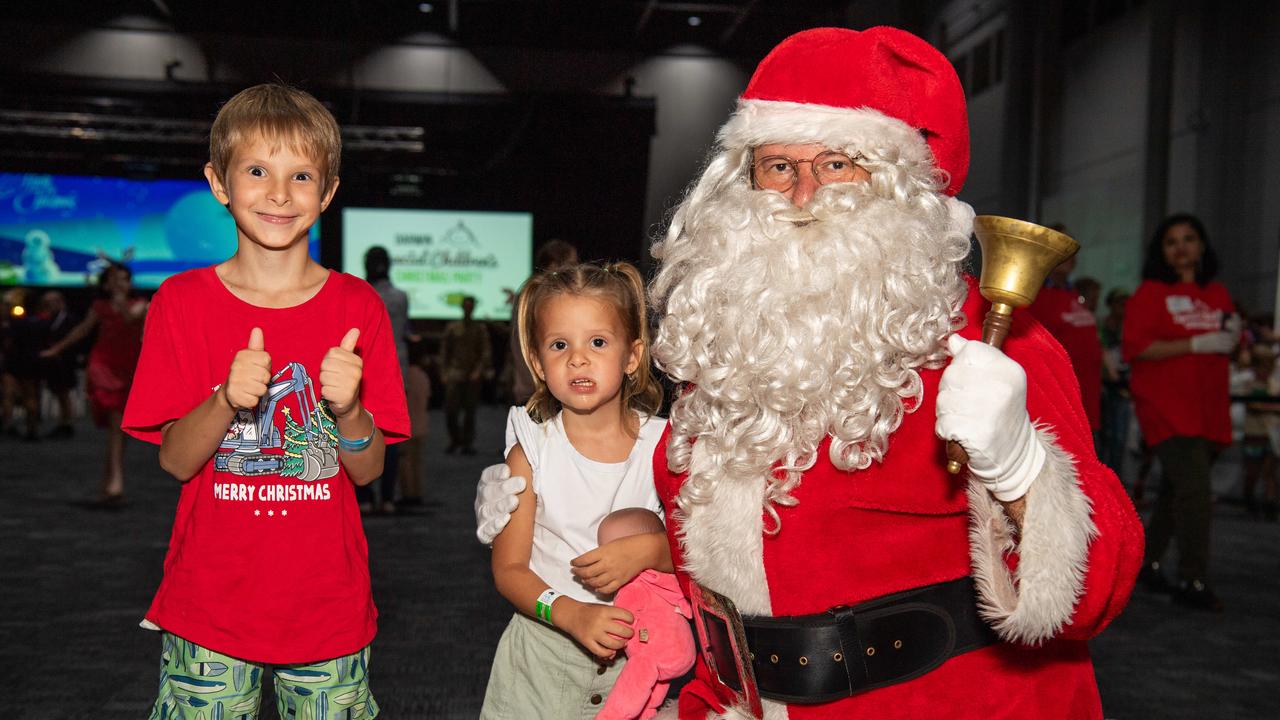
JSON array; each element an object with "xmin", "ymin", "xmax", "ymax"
[{"xmin": 702, "ymin": 576, "xmax": 998, "ymax": 704}]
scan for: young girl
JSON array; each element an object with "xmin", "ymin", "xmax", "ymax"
[{"xmin": 481, "ymin": 262, "xmax": 672, "ymax": 719}]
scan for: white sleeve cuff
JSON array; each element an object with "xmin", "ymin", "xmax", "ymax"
[{"xmin": 967, "ymin": 426, "xmax": 1097, "ymax": 645}]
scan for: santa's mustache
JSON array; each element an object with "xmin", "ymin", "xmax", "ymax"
[
  {"xmin": 765, "ymin": 184, "xmax": 866, "ymax": 226},
  {"xmin": 712, "ymin": 181, "xmax": 913, "ymax": 280},
  {"xmin": 768, "ymin": 205, "xmax": 816, "ymax": 225},
  {"xmin": 740, "ymin": 179, "xmax": 894, "ymax": 232}
]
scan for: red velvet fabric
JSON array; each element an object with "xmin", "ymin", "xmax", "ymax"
[
  {"xmin": 656, "ymin": 280, "xmax": 1144, "ymax": 719},
  {"xmin": 743, "ymin": 27, "xmax": 969, "ymax": 196}
]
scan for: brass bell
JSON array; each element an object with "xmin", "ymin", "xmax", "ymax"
[{"xmin": 945, "ymin": 216, "xmax": 1079, "ymax": 474}]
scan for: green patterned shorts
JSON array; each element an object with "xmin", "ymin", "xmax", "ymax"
[{"xmin": 148, "ymin": 632, "xmax": 379, "ymax": 719}]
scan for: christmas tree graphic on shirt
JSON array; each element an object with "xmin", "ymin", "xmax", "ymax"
[{"xmin": 216, "ymin": 361, "xmax": 340, "ymax": 482}]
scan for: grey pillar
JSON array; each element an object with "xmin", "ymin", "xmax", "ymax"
[
  {"xmin": 998, "ymin": 0, "xmax": 1037, "ymax": 219},
  {"xmin": 1141, "ymin": 0, "xmax": 1177, "ymax": 240}
]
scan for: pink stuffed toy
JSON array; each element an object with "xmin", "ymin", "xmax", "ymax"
[{"xmin": 596, "ymin": 569, "xmax": 695, "ymax": 720}]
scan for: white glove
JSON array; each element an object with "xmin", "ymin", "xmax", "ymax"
[
  {"xmin": 1190, "ymin": 314, "xmax": 1241, "ymax": 354},
  {"xmin": 1190, "ymin": 331, "xmax": 1236, "ymax": 354},
  {"xmin": 475, "ymin": 463, "xmax": 527, "ymax": 545},
  {"xmin": 936, "ymin": 335, "xmax": 1047, "ymax": 502}
]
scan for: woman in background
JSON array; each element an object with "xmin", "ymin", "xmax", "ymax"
[
  {"xmin": 1122, "ymin": 214, "xmax": 1236, "ymax": 611},
  {"xmin": 43, "ymin": 262, "xmax": 146, "ymax": 507}
]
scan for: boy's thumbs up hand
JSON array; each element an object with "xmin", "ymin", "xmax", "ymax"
[
  {"xmin": 321, "ymin": 327, "xmax": 363, "ymax": 419},
  {"xmin": 223, "ymin": 327, "xmax": 272, "ymax": 411},
  {"xmin": 339, "ymin": 328, "xmax": 360, "ymax": 352}
]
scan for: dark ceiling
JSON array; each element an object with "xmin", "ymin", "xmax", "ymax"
[
  {"xmin": 0, "ymin": 0, "xmax": 944, "ymax": 60},
  {"xmin": 0, "ymin": 1, "xmax": 954, "ymax": 268}
]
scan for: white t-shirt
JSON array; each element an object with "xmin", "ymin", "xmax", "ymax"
[{"xmin": 504, "ymin": 406, "xmax": 667, "ymax": 604}]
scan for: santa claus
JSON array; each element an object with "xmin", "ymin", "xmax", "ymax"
[{"xmin": 478, "ymin": 26, "xmax": 1142, "ymax": 720}]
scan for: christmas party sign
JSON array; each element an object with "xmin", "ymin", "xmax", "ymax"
[{"xmin": 342, "ymin": 207, "xmax": 532, "ymax": 321}]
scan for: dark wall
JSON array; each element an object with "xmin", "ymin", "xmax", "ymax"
[{"xmin": 0, "ymin": 74, "xmax": 656, "ymax": 270}]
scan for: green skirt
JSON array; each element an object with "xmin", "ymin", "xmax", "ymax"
[{"xmin": 481, "ymin": 612, "xmax": 626, "ymax": 720}]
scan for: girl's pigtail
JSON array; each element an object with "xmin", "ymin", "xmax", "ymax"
[
  {"xmin": 609, "ymin": 262, "xmax": 664, "ymax": 418},
  {"xmin": 518, "ymin": 273, "xmax": 557, "ymax": 423}
]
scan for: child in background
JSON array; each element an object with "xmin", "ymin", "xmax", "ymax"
[
  {"xmin": 594, "ymin": 508, "xmax": 695, "ymax": 720},
  {"xmin": 122, "ymin": 84, "xmax": 408, "ymax": 719},
  {"xmin": 396, "ymin": 340, "xmax": 432, "ymax": 508},
  {"xmin": 482, "ymin": 262, "xmax": 671, "ymax": 719}
]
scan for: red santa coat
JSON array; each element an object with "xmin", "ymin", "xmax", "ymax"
[{"xmin": 654, "ymin": 284, "xmax": 1144, "ymax": 720}]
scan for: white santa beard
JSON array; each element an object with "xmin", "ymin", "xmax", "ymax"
[{"xmin": 654, "ymin": 180, "xmax": 970, "ymax": 522}]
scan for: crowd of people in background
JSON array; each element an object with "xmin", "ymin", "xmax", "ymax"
[
  {"xmin": 1029, "ymin": 213, "xmax": 1279, "ymax": 612},
  {"xmin": 1, "ymin": 262, "xmax": 145, "ymax": 507},
  {"xmin": 2, "ymin": 218, "xmax": 1277, "ymax": 553}
]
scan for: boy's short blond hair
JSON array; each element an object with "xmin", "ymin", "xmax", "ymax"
[{"xmin": 209, "ymin": 84, "xmax": 341, "ymax": 194}]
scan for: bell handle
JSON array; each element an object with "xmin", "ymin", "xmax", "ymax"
[{"xmin": 945, "ymin": 304, "xmax": 1015, "ymax": 474}]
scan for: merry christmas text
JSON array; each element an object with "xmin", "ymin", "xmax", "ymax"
[{"xmin": 214, "ymin": 482, "xmax": 332, "ymax": 502}]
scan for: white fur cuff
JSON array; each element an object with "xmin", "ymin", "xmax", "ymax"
[{"xmin": 967, "ymin": 427, "xmax": 1097, "ymax": 645}]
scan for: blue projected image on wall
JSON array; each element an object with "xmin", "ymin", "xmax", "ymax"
[{"xmin": 0, "ymin": 173, "xmax": 320, "ymax": 289}]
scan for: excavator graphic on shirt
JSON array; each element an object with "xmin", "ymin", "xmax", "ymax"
[{"xmin": 217, "ymin": 362, "xmax": 340, "ymax": 481}]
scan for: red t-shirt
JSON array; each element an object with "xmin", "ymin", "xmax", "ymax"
[
  {"xmin": 1122, "ymin": 279, "xmax": 1233, "ymax": 447},
  {"xmin": 123, "ymin": 267, "xmax": 409, "ymax": 663},
  {"xmin": 1027, "ymin": 286, "xmax": 1103, "ymax": 430}
]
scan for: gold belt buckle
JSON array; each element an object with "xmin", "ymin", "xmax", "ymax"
[{"xmin": 689, "ymin": 580, "xmax": 764, "ymax": 719}]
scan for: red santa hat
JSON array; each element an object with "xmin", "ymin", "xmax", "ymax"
[{"xmin": 719, "ymin": 26, "xmax": 969, "ymax": 196}]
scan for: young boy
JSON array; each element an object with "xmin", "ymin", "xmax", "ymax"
[{"xmin": 123, "ymin": 84, "xmax": 408, "ymax": 719}]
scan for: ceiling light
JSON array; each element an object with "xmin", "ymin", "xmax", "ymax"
[
  {"xmin": 688, "ymin": 15, "xmax": 702, "ymax": 27},
  {"xmin": 418, "ymin": 2, "xmax": 434, "ymax": 12}
]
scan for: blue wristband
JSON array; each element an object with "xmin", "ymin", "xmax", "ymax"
[{"xmin": 337, "ymin": 410, "xmax": 376, "ymax": 452}]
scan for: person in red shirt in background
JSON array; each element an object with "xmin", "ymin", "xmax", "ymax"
[
  {"xmin": 1123, "ymin": 213, "xmax": 1238, "ymax": 611},
  {"xmin": 1027, "ymin": 229, "xmax": 1104, "ymax": 435}
]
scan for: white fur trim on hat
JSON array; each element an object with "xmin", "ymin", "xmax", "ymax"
[
  {"xmin": 718, "ymin": 99, "xmax": 934, "ymax": 168},
  {"xmin": 967, "ymin": 426, "xmax": 1098, "ymax": 646}
]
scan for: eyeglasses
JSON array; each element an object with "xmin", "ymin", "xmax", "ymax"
[{"xmin": 750, "ymin": 151, "xmax": 862, "ymax": 192}]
